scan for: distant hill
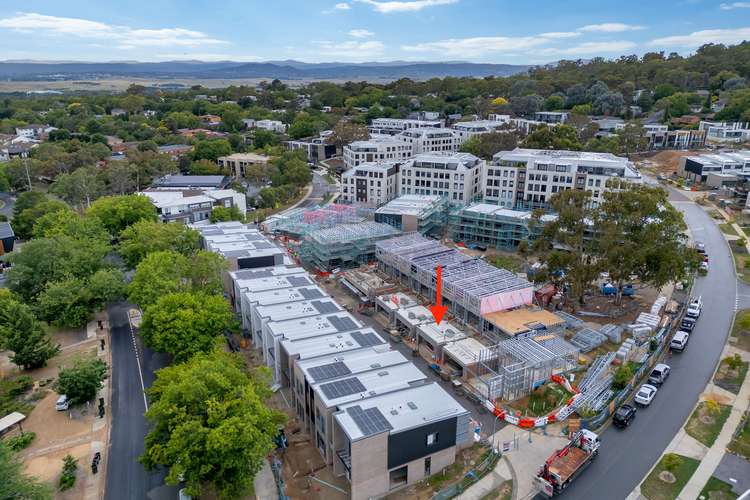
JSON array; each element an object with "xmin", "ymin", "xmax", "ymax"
[{"xmin": 0, "ymin": 60, "xmax": 531, "ymax": 81}]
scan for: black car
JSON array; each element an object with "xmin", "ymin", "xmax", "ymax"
[
  {"xmin": 613, "ymin": 404, "xmax": 637, "ymax": 428},
  {"xmin": 681, "ymin": 317, "xmax": 696, "ymax": 332}
]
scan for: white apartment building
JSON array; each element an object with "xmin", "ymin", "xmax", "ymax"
[
  {"xmin": 368, "ymin": 118, "xmax": 443, "ymax": 135},
  {"xmin": 255, "ymin": 119, "xmax": 287, "ymax": 133},
  {"xmin": 343, "ymin": 136, "xmax": 412, "ymax": 170},
  {"xmin": 340, "ymin": 161, "xmax": 400, "ymax": 207},
  {"xmin": 699, "ymin": 121, "xmax": 750, "ymax": 143},
  {"xmin": 15, "ymin": 124, "xmax": 55, "ymax": 139},
  {"xmin": 487, "ymin": 148, "xmax": 642, "ymax": 208},
  {"xmin": 395, "ymin": 127, "xmax": 462, "ymax": 154},
  {"xmin": 142, "ymin": 188, "xmax": 247, "ymax": 223},
  {"xmin": 534, "ymin": 111, "xmax": 569, "ymax": 124},
  {"xmin": 451, "ymin": 120, "xmax": 510, "ymax": 142},
  {"xmin": 399, "ymin": 152, "xmax": 484, "ymax": 204}
]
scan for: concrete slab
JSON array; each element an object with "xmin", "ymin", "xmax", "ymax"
[
  {"xmin": 713, "ymin": 453, "xmax": 750, "ymax": 496},
  {"xmin": 665, "ymin": 429, "xmax": 708, "ymax": 461},
  {"xmin": 253, "ymin": 458, "xmax": 278, "ymax": 500}
]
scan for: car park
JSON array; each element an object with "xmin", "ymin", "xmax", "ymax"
[
  {"xmin": 612, "ymin": 404, "xmax": 637, "ymax": 428},
  {"xmin": 680, "ymin": 316, "xmax": 696, "ymax": 332},
  {"xmin": 648, "ymin": 364, "xmax": 671, "ymax": 386},
  {"xmin": 670, "ymin": 331, "xmax": 690, "ymax": 351},
  {"xmin": 55, "ymin": 394, "xmax": 69, "ymax": 411},
  {"xmin": 686, "ymin": 297, "xmax": 702, "ymax": 318},
  {"xmin": 634, "ymin": 384, "xmax": 658, "ymax": 407}
]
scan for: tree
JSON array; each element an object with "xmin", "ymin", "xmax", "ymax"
[
  {"xmin": 58, "ymin": 455, "xmax": 78, "ymax": 491},
  {"xmin": 597, "ymin": 181, "xmax": 699, "ymax": 304},
  {"xmin": 128, "ymin": 251, "xmax": 190, "ymax": 308},
  {"xmin": 510, "ymin": 95, "xmax": 543, "ymax": 116},
  {"xmin": 192, "ymin": 139, "xmax": 232, "ymax": 162},
  {"xmin": 253, "ymin": 129, "xmax": 279, "ymax": 149},
  {"xmin": 12, "ymin": 191, "xmax": 47, "ymax": 220},
  {"xmin": 189, "ymin": 159, "xmax": 226, "ymax": 175},
  {"xmin": 54, "ymin": 357, "xmax": 108, "ymax": 405},
  {"xmin": 0, "ymin": 442, "xmax": 52, "ymax": 499},
  {"xmin": 288, "ymin": 114, "xmax": 317, "ymax": 139},
  {"xmin": 118, "ymin": 220, "xmax": 199, "ymax": 268},
  {"xmin": 87, "ymin": 194, "xmax": 157, "ymax": 235},
  {"xmin": 0, "ymin": 290, "xmax": 60, "ymax": 370},
  {"xmin": 32, "ymin": 210, "xmax": 109, "ymax": 242},
  {"xmin": 106, "ymin": 162, "xmax": 136, "ymax": 195},
  {"xmin": 617, "ymin": 123, "xmax": 648, "ymax": 156},
  {"xmin": 140, "ymin": 292, "xmax": 233, "ymax": 362},
  {"xmin": 662, "ymin": 453, "xmax": 683, "ymax": 473},
  {"xmin": 524, "ymin": 124, "xmax": 582, "ymax": 150},
  {"xmin": 141, "ymin": 350, "xmax": 285, "ymax": 499},
  {"xmin": 533, "ymin": 189, "xmax": 600, "ymax": 307},
  {"xmin": 593, "ymin": 92, "xmax": 625, "ymax": 116},
  {"xmin": 328, "ymin": 121, "xmax": 368, "ymax": 151},
  {"xmin": 51, "ymin": 166, "xmax": 106, "ymax": 209},
  {"xmin": 544, "ymin": 95, "xmax": 565, "ymax": 111},
  {"xmin": 612, "ymin": 364, "xmax": 634, "ymax": 390},
  {"xmin": 210, "ymin": 205, "xmax": 244, "ymax": 223},
  {"xmin": 459, "ymin": 130, "xmax": 519, "ymax": 160},
  {"xmin": 189, "ymin": 251, "xmax": 228, "ymax": 295},
  {"xmin": 13, "ymin": 198, "xmax": 71, "ymax": 240}
]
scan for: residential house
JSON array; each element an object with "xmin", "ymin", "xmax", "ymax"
[
  {"xmin": 15, "ymin": 124, "xmax": 55, "ymax": 139},
  {"xmin": 217, "ymin": 153, "xmax": 271, "ymax": 178},
  {"xmin": 534, "ymin": 111, "xmax": 569, "ymax": 124},
  {"xmin": 110, "ymin": 108, "xmax": 127, "ymax": 117},
  {"xmin": 699, "ymin": 121, "xmax": 750, "ymax": 143},
  {"xmin": 256, "ymin": 120, "xmax": 287, "ymax": 133},
  {"xmin": 157, "ymin": 144, "xmax": 193, "ymax": 160}
]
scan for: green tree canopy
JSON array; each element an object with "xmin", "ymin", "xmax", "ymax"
[
  {"xmin": 0, "ymin": 290, "xmax": 60, "ymax": 370},
  {"xmin": 192, "ymin": 139, "xmax": 232, "ymax": 162},
  {"xmin": 54, "ymin": 357, "xmax": 108, "ymax": 405},
  {"xmin": 209, "ymin": 205, "xmax": 244, "ymax": 223},
  {"xmin": 118, "ymin": 220, "xmax": 199, "ymax": 268},
  {"xmin": 0, "ymin": 442, "xmax": 52, "ymax": 499},
  {"xmin": 141, "ymin": 350, "xmax": 285, "ymax": 499},
  {"xmin": 128, "ymin": 250, "xmax": 190, "ymax": 308},
  {"xmin": 87, "ymin": 194, "xmax": 157, "ymax": 235},
  {"xmin": 12, "ymin": 198, "xmax": 71, "ymax": 240}
]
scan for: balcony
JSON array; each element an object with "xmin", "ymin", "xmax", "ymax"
[{"xmin": 336, "ymin": 448, "xmax": 352, "ymax": 472}]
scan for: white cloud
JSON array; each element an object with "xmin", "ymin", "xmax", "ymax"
[
  {"xmin": 538, "ymin": 31, "xmax": 581, "ymax": 39},
  {"xmin": 578, "ymin": 23, "xmax": 645, "ymax": 32},
  {"xmin": 356, "ymin": 0, "xmax": 458, "ymax": 14},
  {"xmin": 0, "ymin": 12, "xmax": 227, "ymax": 50},
  {"xmin": 720, "ymin": 2, "xmax": 750, "ymax": 9},
  {"xmin": 538, "ymin": 41, "xmax": 638, "ymax": 56},
  {"xmin": 312, "ymin": 40, "xmax": 385, "ymax": 59},
  {"xmin": 334, "ymin": 2, "xmax": 352, "ymax": 9},
  {"xmin": 402, "ymin": 32, "xmax": 585, "ymax": 58},
  {"xmin": 348, "ymin": 29, "xmax": 374, "ymax": 38},
  {"xmin": 649, "ymin": 27, "xmax": 750, "ymax": 47}
]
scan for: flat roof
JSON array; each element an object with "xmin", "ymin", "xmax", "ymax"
[
  {"xmin": 460, "ymin": 203, "xmax": 558, "ymax": 223},
  {"xmin": 256, "ymin": 298, "xmax": 342, "ymax": 322},
  {"xmin": 230, "ymin": 265, "xmax": 304, "ymax": 283},
  {"xmin": 236, "ymin": 274, "xmax": 314, "ymax": 294},
  {"xmin": 314, "ymin": 362, "xmax": 427, "ymax": 408},
  {"xmin": 375, "ymin": 292, "xmax": 418, "ymax": 313},
  {"xmin": 334, "ymin": 382, "xmax": 468, "ymax": 441},
  {"xmin": 152, "ymin": 174, "xmax": 228, "ymax": 188},
  {"xmin": 244, "ymin": 285, "xmax": 327, "ymax": 308},
  {"xmin": 282, "ymin": 327, "xmax": 386, "ymax": 359},
  {"xmin": 298, "ymin": 347, "xmax": 405, "ymax": 384},
  {"xmin": 267, "ymin": 311, "xmax": 362, "ymax": 341},
  {"xmin": 482, "ymin": 307, "xmax": 565, "ymax": 336},
  {"xmin": 442, "ymin": 337, "xmax": 486, "ymax": 367},
  {"xmin": 416, "ymin": 322, "xmax": 467, "ymax": 346},
  {"xmin": 396, "ymin": 305, "xmax": 435, "ymax": 328},
  {"xmin": 375, "ymin": 195, "xmax": 444, "ymax": 217},
  {"xmin": 0, "ymin": 411, "xmax": 25, "ymax": 434}
]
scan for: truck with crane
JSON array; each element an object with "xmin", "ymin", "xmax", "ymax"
[{"xmin": 535, "ymin": 429, "xmax": 600, "ymax": 497}]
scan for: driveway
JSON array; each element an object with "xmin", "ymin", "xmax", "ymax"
[
  {"xmin": 559, "ymin": 185, "xmax": 739, "ymax": 499},
  {"xmin": 105, "ymin": 302, "xmax": 178, "ymax": 500}
]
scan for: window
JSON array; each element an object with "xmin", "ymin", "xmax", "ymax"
[
  {"xmin": 425, "ymin": 457, "xmax": 432, "ymax": 476},
  {"xmin": 389, "ymin": 466, "xmax": 408, "ymax": 489},
  {"xmin": 426, "ymin": 432, "xmax": 439, "ymax": 446}
]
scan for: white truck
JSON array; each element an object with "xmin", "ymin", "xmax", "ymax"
[{"xmin": 536, "ymin": 429, "xmax": 600, "ymax": 497}]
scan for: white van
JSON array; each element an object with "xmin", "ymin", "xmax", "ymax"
[{"xmin": 670, "ymin": 331, "xmax": 690, "ymax": 351}]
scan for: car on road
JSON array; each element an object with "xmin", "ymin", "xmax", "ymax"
[
  {"xmin": 680, "ymin": 316, "xmax": 696, "ymax": 332},
  {"xmin": 670, "ymin": 331, "xmax": 690, "ymax": 352},
  {"xmin": 686, "ymin": 297, "xmax": 702, "ymax": 318},
  {"xmin": 700, "ymin": 260, "xmax": 709, "ymax": 272},
  {"xmin": 634, "ymin": 384, "xmax": 658, "ymax": 407},
  {"xmin": 695, "ymin": 242, "xmax": 706, "ymax": 254},
  {"xmin": 55, "ymin": 394, "xmax": 69, "ymax": 411},
  {"xmin": 648, "ymin": 364, "xmax": 671, "ymax": 386},
  {"xmin": 612, "ymin": 404, "xmax": 637, "ymax": 428}
]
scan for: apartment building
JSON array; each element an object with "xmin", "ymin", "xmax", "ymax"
[
  {"xmin": 699, "ymin": 121, "xmax": 750, "ymax": 143},
  {"xmin": 142, "ymin": 175, "xmax": 246, "ymax": 224},
  {"xmin": 368, "ymin": 118, "xmax": 444, "ymax": 136},
  {"xmin": 448, "ymin": 203, "xmax": 556, "ymax": 249},
  {"xmin": 678, "ymin": 151, "xmax": 750, "ymax": 183},
  {"xmin": 340, "ymin": 161, "xmax": 400, "ymax": 207},
  {"xmin": 285, "ymin": 138, "xmax": 337, "ymax": 163},
  {"xmin": 332, "ymin": 382, "xmax": 471, "ymax": 500},
  {"xmin": 395, "ymin": 127, "xmax": 462, "ymax": 155},
  {"xmin": 399, "ymin": 152, "xmax": 484, "ymax": 204},
  {"xmin": 487, "ymin": 148, "xmax": 642, "ymax": 208},
  {"xmin": 643, "ymin": 124, "xmax": 706, "ymax": 150},
  {"xmin": 374, "ymin": 195, "xmax": 449, "ymax": 236},
  {"xmin": 217, "ymin": 152, "xmax": 271, "ymax": 178},
  {"xmin": 451, "ymin": 120, "xmax": 509, "ymax": 142},
  {"xmin": 343, "ymin": 136, "xmax": 412, "ymax": 170},
  {"xmin": 534, "ymin": 111, "xmax": 569, "ymax": 124}
]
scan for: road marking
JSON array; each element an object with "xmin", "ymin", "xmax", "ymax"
[{"xmin": 127, "ymin": 317, "xmax": 149, "ymax": 411}]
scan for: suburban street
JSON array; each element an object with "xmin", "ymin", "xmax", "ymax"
[
  {"xmin": 560, "ymin": 186, "xmax": 745, "ymax": 499},
  {"xmin": 0, "ymin": 192, "xmax": 14, "ymax": 220},
  {"xmin": 105, "ymin": 301, "xmax": 178, "ymax": 500},
  {"xmin": 298, "ymin": 170, "xmax": 333, "ymax": 208}
]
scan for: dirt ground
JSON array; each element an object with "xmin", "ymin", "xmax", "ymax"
[
  {"xmin": 635, "ymin": 150, "xmax": 699, "ymax": 176},
  {"xmin": 278, "ymin": 427, "xmax": 349, "ymax": 500}
]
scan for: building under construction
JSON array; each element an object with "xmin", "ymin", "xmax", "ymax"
[
  {"xmin": 448, "ymin": 203, "xmax": 556, "ymax": 249},
  {"xmin": 300, "ymin": 221, "xmax": 401, "ymax": 271},
  {"xmin": 262, "ymin": 204, "xmax": 373, "ymax": 239},
  {"xmin": 469, "ymin": 333, "xmax": 579, "ymax": 401},
  {"xmin": 374, "ymin": 195, "xmax": 449, "ymax": 237},
  {"xmin": 376, "ymin": 233, "xmax": 533, "ymax": 330}
]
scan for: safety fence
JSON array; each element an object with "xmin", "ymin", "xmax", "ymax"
[{"xmin": 432, "ymin": 445, "xmax": 501, "ymax": 500}]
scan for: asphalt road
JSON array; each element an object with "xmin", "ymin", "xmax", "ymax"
[
  {"xmin": 298, "ymin": 171, "xmax": 333, "ymax": 208},
  {"xmin": 558, "ymin": 186, "xmax": 742, "ymax": 500},
  {"xmin": 105, "ymin": 301, "xmax": 178, "ymax": 500},
  {"xmin": 0, "ymin": 192, "xmax": 14, "ymax": 219}
]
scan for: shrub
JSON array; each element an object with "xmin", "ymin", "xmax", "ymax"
[
  {"xmin": 6, "ymin": 432, "xmax": 36, "ymax": 451},
  {"xmin": 662, "ymin": 453, "xmax": 682, "ymax": 473},
  {"xmin": 59, "ymin": 454, "xmax": 78, "ymax": 491}
]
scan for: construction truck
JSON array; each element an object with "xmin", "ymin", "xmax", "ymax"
[{"xmin": 535, "ymin": 429, "xmax": 600, "ymax": 497}]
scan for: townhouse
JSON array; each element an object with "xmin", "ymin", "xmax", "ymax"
[
  {"xmin": 399, "ymin": 152, "xmax": 484, "ymax": 204},
  {"xmin": 340, "ymin": 161, "xmax": 400, "ymax": 207},
  {"xmin": 643, "ymin": 124, "xmax": 706, "ymax": 150},
  {"xmin": 678, "ymin": 151, "xmax": 750, "ymax": 184},
  {"xmin": 699, "ymin": 121, "xmax": 750, "ymax": 143},
  {"xmin": 343, "ymin": 136, "xmax": 412, "ymax": 170}
]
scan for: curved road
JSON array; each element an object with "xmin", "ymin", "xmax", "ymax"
[
  {"xmin": 559, "ymin": 186, "xmax": 749, "ymax": 500},
  {"xmin": 298, "ymin": 171, "xmax": 333, "ymax": 208}
]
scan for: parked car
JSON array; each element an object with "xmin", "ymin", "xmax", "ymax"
[
  {"xmin": 700, "ymin": 261, "xmax": 709, "ymax": 272},
  {"xmin": 686, "ymin": 297, "xmax": 702, "ymax": 318},
  {"xmin": 680, "ymin": 316, "xmax": 696, "ymax": 332},
  {"xmin": 670, "ymin": 331, "xmax": 690, "ymax": 351},
  {"xmin": 613, "ymin": 404, "xmax": 637, "ymax": 428},
  {"xmin": 695, "ymin": 242, "xmax": 706, "ymax": 254},
  {"xmin": 648, "ymin": 363, "xmax": 671, "ymax": 386},
  {"xmin": 55, "ymin": 394, "xmax": 69, "ymax": 411},
  {"xmin": 634, "ymin": 384, "xmax": 658, "ymax": 407}
]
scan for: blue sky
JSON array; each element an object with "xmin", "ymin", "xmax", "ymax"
[{"xmin": 1, "ymin": 0, "xmax": 749, "ymax": 64}]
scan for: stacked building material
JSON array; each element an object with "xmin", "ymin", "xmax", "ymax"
[{"xmin": 570, "ymin": 328, "xmax": 607, "ymax": 353}]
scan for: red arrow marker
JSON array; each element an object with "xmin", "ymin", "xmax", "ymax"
[{"xmin": 429, "ymin": 265, "xmax": 448, "ymax": 325}]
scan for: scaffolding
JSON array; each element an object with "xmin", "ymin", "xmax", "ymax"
[
  {"xmin": 448, "ymin": 203, "xmax": 552, "ymax": 249},
  {"xmin": 374, "ymin": 195, "xmax": 449, "ymax": 237},
  {"xmin": 300, "ymin": 222, "xmax": 401, "ymax": 271},
  {"xmin": 264, "ymin": 204, "xmax": 374, "ymax": 239},
  {"xmin": 375, "ymin": 233, "xmax": 533, "ymax": 327},
  {"xmin": 470, "ymin": 333, "xmax": 579, "ymax": 402}
]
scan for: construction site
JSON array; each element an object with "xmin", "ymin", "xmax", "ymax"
[
  {"xmin": 262, "ymin": 204, "xmax": 373, "ymax": 239},
  {"xmin": 448, "ymin": 203, "xmax": 557, "ymax": 249},
  {"xmin": 299, "ymin": 221, "xmax": 400, "ymax": 271}
]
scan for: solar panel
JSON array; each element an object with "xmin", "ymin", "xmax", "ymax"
[
  {"xmin": 319, "ymin": 377, "xmax": 367, "ymax": 399},
  {"xmin": 287, "ymin": 276, "xmax": 312, "ymax": 286},
  {"xmin": 252, "ymin": 241, "xmax": 274, "ymax": 249},
  {"xmin": 312, "ymin": 300, "xmax": 339, "ymax": 314},
  {"xmin": 329, "ymin": 316, "xmax": 359, "ymax": 332},
  {"xmin": 346, "ymin": 405, "xmax": 393, "ymax": 436},
  {"xmin": 308, "ymin": 361, "xmax": 351, "ymax": 381},
  {"xmin": 350, "ymin": 331, "xmax": 383, "ymax": 347},
  {"xmin": 298, "ymin": 288, "xmax": 325, "ymax": 300}
]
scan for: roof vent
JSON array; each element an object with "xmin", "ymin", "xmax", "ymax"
[
  {"xmin": 407, "ymin": 402, "xmax": 418, "ymax": 410},
  {"xmin": 390, "ymin": 410, "xmax": 399, "ymax": 416},
  {"xmin": 377, "ymin": 371, "xmax": 389, "ymax": 377},
  {"xmin": 370, "ymin": 363, "xmax": 382, "ymax": 369}
]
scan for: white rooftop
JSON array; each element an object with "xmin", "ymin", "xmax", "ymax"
[
  {"xmin": 461, "ymin": 203, "xmax": 558, "ymax": 223},
  {"xmin": 236, "ymin": 273, "xmax": 314, "ymax": 294},
  {"xmin": 442, "ymin": 337, "xmax": 486, "ymax": 367},
  {"xmin": 335, "ymin": 382, "xmax": 468, "ymax": 441},
  {"xmin": 375, "ymin": 292, "xmax": 419, "ymax": 313},
  {"xmin": 244, "ymin": 285, "xmax": 327, "ymax": 307},
  {"xmin": 297, "ymin": 347, "xmax": 405, "ymax": 384},
  {"xmin": 416, "ymin": 322, "xmax": 467, "ymax": 346},
  {"xmin": 375, "ymin": 195, "xmax": 444, "ymax": 217},
  {"xmin": 267, "ymin": 311, "xmax": 362, "ymax": 342},
  {"xmin": 255, "ymin": 297, "xmax": 342, "ymax": 323},
  {"xmin": 396, "ymin": 305, "xmax": 435, "ymax": 328},
  {"xmin": 282, "ymin": 327, "xmax": 386, "ymax": 359}
]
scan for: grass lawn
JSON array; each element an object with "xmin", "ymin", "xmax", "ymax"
[
  {"xmin": 720, "ymin": 223, "xmax": 739, "ymax": 236},
  {"xmin": 487, "ymin": 254, "xmax": 524, "ymax": 273},
  {"xmin": 685, "ymin": 402, "xmax": 732, "ymax": 447},
  {"xmin": 641, "ymin": 454, "xmax": 700, "ymax": 500},
  {"xmin": 699, "ymin": 476, "xmax": 738, "ymax": 500},
  {"xmin": 730, "ymin": 309, "xmax": 750, "ymax": 353},
  {"xmin": 728, "ymin": 414, "xmax": 750, "ymax": 460},
  {"xmin": 513, "ymin": 383, "xmax": 572, "ymax": 417},
  {"xmin": 713, "ymin": 356, "xmax": 749, "ymax": 394},
  {"xmin": 733, "ymin": 254, "xmax": 750, "ymax": 288}
]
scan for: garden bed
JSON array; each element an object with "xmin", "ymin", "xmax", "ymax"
[
  {"xmin": 730, "ymin": 309, "xmax": 750, "ymax": 352},
  {"xmin": 728, "ymin": 415, "xmax": 750, "ymax": 460},
  {"xmin": 713, "ymin": 355, "xmax": 749, "ymax": 395},
  {"xmin": 508, "ymin": 382, "xmax": 573, "ymax": 418},
  {"xmin": 685, "ymin": 401, "xmax": 732, "ymax": 448},
  {"xmin": 640, "ymin": 453, "xmax": 700, "ymax": 500},
  {"xmin": 699, "ymin": 476, "xmax": 738, "ymax": 500}
]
